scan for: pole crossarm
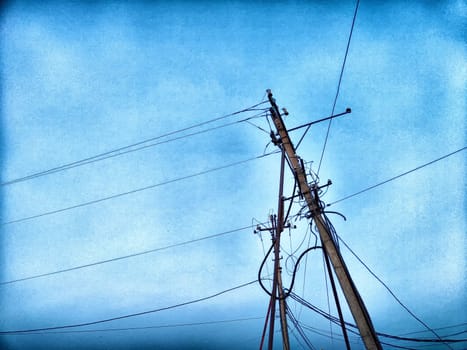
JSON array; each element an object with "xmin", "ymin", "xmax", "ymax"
[{"xmin": 266, "ymin": 90, "xmax": 382, "ymax": 350}]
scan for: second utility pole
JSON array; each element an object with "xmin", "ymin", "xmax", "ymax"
[{"xmin": 267, "ymin": 146, "xmax": 290, "ymax": 350}]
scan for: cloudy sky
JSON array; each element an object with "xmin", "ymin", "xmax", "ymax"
[{"xmin": 1, "ymin": 0, "xmax": 465, "ymax": 349}]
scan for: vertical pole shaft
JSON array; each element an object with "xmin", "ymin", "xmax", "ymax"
[
  {"xmin": 260, "ymin": 296, "xmax": 274, "ymax": 350},
  {"xmin": 267, "ymin": 216, "xmax": 278, "ymax": 350},
  {"xmin": 278, "ymin": 269, "xmax": 290, "ymax": 350},
  {"xmin": 267, "ymin": 147, "xmax": 291, "ymax": 350},
  {"xmin": 276, "ymin": 147, "xmax": 290, "ymax": 350}
]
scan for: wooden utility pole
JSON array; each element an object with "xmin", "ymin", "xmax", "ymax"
[
  {"xmin": 267, "ymin": 90, "xmax": 382, "ymax": 350},
  {"xmin": 267, "ymin": 146, "xmax": 291, "ymax": 350}
]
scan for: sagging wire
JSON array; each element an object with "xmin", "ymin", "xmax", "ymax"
[
  {"xmin": 321, "ymin": 208, "xmax": 348, "ymax": 250},
  {"xmin": 284, "ymin": 254, "xmax": 298, "ymax": 278},
  {"xmin": 257, "ymin": 240, "xmax": 275, "ymax": 295},
  {"xmin": 294, "ymin": 203, "xmax": 311, "ymax": 221},
  {"xmin": 286, "ymin": 303, "xmax": 318, "ymax": 350},
  {"xmin": 263, "ymin": 141, "xmax": 272, "ymax": 155},
  {"xmin": 290, "ymin": 292, "xmax": 466, "ymax": 347},
  {"xmin": 281, "ymin": 177, "xmax": 302, "ymax": 276},
  {"xmin": 3, "ymin": 100, "xmax": 271, "ymax": 187},
  {"xmin": 296, "ymin": 223, "xmax": 316, "ymax": 320},
  {"xmin": 287, "ymin": 325, "xmax": 309, "ymax": 350},
  {"xmin": 283, "ymin": 225, "xmax": 297, "ymax": 277},
  {"xmin": 298, "ymin": 322, "xmax": 362, "ymax": 344},
  {"xmin": 244, "ymin": 111, "xmax": 271, "ymax": 135},
  {"xmin": 323, "ymin": 213, "xmax": 340, "ymax": 250},
  {"xmin": 258, "ymin": 243, "xmax": 322, "ymax": 300},
  {"xmin": 304, "ymin": 160, "xmax": 320, "ymax": 188},
  {"xmin": 253, "ymin": 217, "xmax": 273, "ymax": 289},
  {"xmin": 308, "ymin": 196, "xmax": 342, "ymax": 249},
  {"xmin": 283, "ymin": 226, "xmax": 311, "ymax": 277}
]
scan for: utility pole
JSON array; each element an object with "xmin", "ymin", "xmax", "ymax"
[
  {"xmin": 258, "ymin": 145, "xmax": 291, "ymax": 350},
  {"xmin": 275, "ymin": 147, "xmax": 291, "ymax": 350},
  {"xmin": 266, "ymin": 90, "xmax": 382, "ymax": 350},
  {"xmin": 268, "ymin": 146, "xmax": 290, "ymax": 350}
]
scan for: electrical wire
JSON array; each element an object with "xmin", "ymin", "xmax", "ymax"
[
  {"xmin": 286, "ymin": 228, "xmax": 294, "ymax": 271},
  {"xmin": 3, "ymin": 111, "xmax": 266, "ymax": 187},
  {"xmin": 442, "ymin": 330, "xmax": 467, "ymax": 337},
  {"xmin": 286, "ymin": 303, "xmax": 318, "ymax": 350},
  {"xmin": 320, "ymin": 212, "xmax": 340, "ymax": 249},
  {"xmin": 301, "ymin": 300, "xmax": 465, "ymax": 349},
  {"xmin": 0, "ymin": 225, "xmax": 256, "ymax": 286},
  {"xmin": 283, "ymin": 246, "xmax": 322, "ymax": 299},
  {"xmin": 289, "ymin": 292, "xmax": 465, "ymax": 345},
  {"xmin": 378, "ymin": 342, "xmax": 417, "ymax": 350},
  {"xmin": 258, "ymin": 241, "xmax": 321, "ymax": 299},
  {"xmin": 330, "ymin": 235, "xmax": 457, "ymax": 349},
  {"xmin": 299, "ymin": 322, "xmax": 362, "ymax": 344},
  {"xmin": 296, "ymin": 224, "xmax": 314, "ymax": 319},
  {"xmin": 257, "ymin": 241, "xmax": 275, "ymax": 296},
  {"xmin": 283, "ymin": 223, "xmax": 311, "ymax": 276},
  {"xmin": 2, "ymin": 101, "xmax": 269, "ymax": 186},
  {"xmin": 327, "ymin": 146, "xmax": 467, "ymax": 207},
  {"xmin": 282, "ymin": 222, "xmax": 311, "ymax": 274},
  {"xmin": 316, "ymin": 0, "xmax": 360, "ymax": 173},
  {"xmin": 2, "ymin": 150, "xmax": 280, "ymax": 226},
  {"xmin": 401, "ymin": 322, "xmax": 467, "ymax": 336},
  {"xmin": 287, "ymin": 326, "xmax": 308, "ymax": 350},
  {"xmin": 322, "ymin": 251, "xmax": 334, "ymax": 345},
  {"xmin": 253, "ymin": 218, "xmax": 273, "ymax": 288},
  {"xmin": 244, "ymin": 118, "xmax": 271, "ymax": 135},
  {"xmin": 5, "ymin": 316, "xmax": 263, "ymax": 335},
  {"xmin": 377, "ymin": 332, "xmax": 466, "ymax": 344},
  {"xmin": 0, "ymin": 280, "xmax": 257, "ymax": 334}
]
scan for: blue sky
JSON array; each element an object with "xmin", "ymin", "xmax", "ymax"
[{"xmin": 1, "ymin": 0, "xmax": 465, "ymax": 349}]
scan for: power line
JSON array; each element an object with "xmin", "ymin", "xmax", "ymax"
[
  {"xmin": 290, "ymin": 293, "xmax": 465, "ymax": 346},
  {"xmin": 327, "ymin": 147, "xmax": 466, "ymax": 207},
  {"xmin": 0, "ymin": 280, "xmax": 257, "ymax": 334},
  {"xmin": 2, "ymin": 150, "xmax": 279, "ymax": 226},
  {"xmin": 286, "ymin": 303, "xmax": 318, "ymax": 350},
  {"xmin": 312, "ymin": 0, "xmax": 360, "ymax": 169},
  {"xmin": 378, "ymin": 342, "xmax": 417, "ymax": 350},
  {"xmin": 5, "ymin": 316, "xmax": 263, "ymax": 335},
  {"xmin": 8, "ymin": 112, "xmax": 266, "ymax": 185},
  {"xmin": 336, "ymin": 235, "xmax": 454, "ymax": 349},
  {"xmin": 299, "ymin": 322, "xmax": 361, "ymax": 344},
  {"xmin": 0, "ymin": 225, "xmax": 257, "ymax": 285},
  {"xmin": 377, "ymin": 332, "xmax": 466, "ymax": 344},
  {"xmin": 1, "ymin": 101, "xmax": 268, "ymax": 186},
  {"xmin": 401, "ymin": 323, "xmax": 467, "ymax": 336}
]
